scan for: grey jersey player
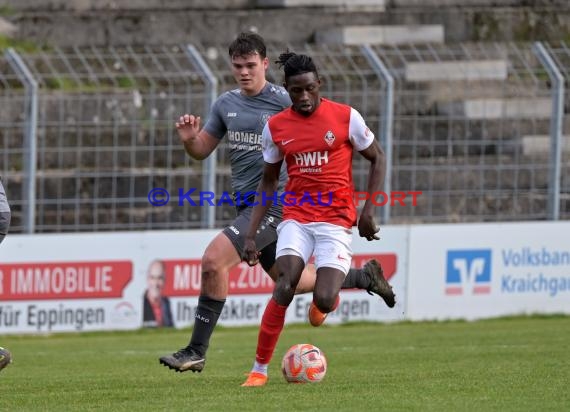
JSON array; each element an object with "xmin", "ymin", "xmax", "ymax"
[
  {"xmin": 159, "ymin": 32, "xmax": 395, "ymax": 375},
  {"xmin": 204, "ymin": 82, "xmax": 289, "ymax": 217},
  {"xmin": 0, "ymin": 179, "xmax": 11, "ymax": 245}
]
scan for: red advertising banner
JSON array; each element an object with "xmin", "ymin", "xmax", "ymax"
[
  {"xmin": 0, "ymin": 261, "xmax": 133, "ymax": 300},
  {"xmin": 161, "ymin": 254, "xmax": 397, "ymax": 297},
  {"xmin": 160, "ymin": 259, "xmax": 274, "ymax": 297}
]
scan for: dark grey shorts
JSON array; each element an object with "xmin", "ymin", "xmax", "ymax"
[{"xmin": 222, "ymin": 206, "xmax": 281, "ymax": 273}]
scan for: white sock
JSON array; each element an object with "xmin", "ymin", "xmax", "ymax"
[{"xmin": 252, "ymin": 361, "xmax": 268, "ymax": 375}]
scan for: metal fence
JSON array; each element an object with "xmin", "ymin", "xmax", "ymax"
[
  {"xmin": 371, "ymin": 42, "xmax": 567, "ymax": 223},
  {"xmin": 0, "ymin": 41, "xmax": 568, "ymax": 234}
]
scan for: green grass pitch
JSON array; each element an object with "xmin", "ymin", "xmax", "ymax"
[{"xmin": 1, "ymin": 316, "xmax": 568, "ymax": 411}]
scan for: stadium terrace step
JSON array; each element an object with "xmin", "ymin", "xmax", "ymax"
[
  {"xmin": 521, "ymin": 135, "xmax": 570, "ymax": 156},
  {"xmin": 0, "ymin": 17, "xmax": 17, "ymax": 36},
  {"xmin": 256, "ymin": 0, "xmax": 384, "ymax": 8},
  {"xmin": 437, "ymin": 98, "xmax": 553, "ymax": 119},
  {"xmin": 405, "ymin": 60, "xmax": 508, "ymax": 82},
  {"xmin": 315, "ymin": 25, "xmax": 444, "ymax": 45}
]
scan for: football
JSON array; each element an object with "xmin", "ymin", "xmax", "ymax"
[
  {"xmin": 0, "ymin": 347, "xmax": 12, "ymax": 372},
  {"xmin": 281, "ymin": 343, "xmax": 327, "ymax": 383}
]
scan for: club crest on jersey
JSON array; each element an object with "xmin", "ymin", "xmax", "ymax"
[
  {"xmin": 260, "ymin": 113, "xmax": 272, "ymax": 125},
  {"xmin": 324, "ymin": 130, "xmax": 335, "ymax": 147}
]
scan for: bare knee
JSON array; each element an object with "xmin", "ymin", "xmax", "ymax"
[
  {"xmin": 200, "ymin": 251, "xmax": 230, "ymax": 295},
  {"xmin": 202, "ymin": 252, "xmax": 228, "ymax": 282},
  {"xmin": 273, "ymin": 276, "xmax": 296, "ymax": 306},
  {"xmin": 201, "ymin": 250, "xmax": 226, "ymax": 278}
]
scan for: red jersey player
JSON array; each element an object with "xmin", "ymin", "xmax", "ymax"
[{"xmin": 241, "ymin": 51, "xmax": 387, "ymax": 386}]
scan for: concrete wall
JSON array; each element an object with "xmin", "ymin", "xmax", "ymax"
[
  {"xmin": 390, "ymin": 0, "xmax": 568, "ymax": 6},
  {"xmin": 1, "ymin": 1, "xmax": 569, "ymax": 46},
  {"xmin": 0, "ymin": 0, "xmax": 255, "ymax": 11},
  {"xmin": 315, "ymin": 24, "xmax": 445, "ymax": 45},
  {"xmin": 3, "ymin": 0, "xmax": 568, "ymax": 9}
]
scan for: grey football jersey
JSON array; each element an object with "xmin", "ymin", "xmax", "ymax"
[
  {"xmin": 203, "ymin": 82, "xmax": 290, "ymax": 197},
  {"xmin": 0, "ymin": 179, "xmax": 9, "ymax": 212}
]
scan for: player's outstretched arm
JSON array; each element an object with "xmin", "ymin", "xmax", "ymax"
[
  {"xmin": 175, "ymin": 114, "xmax": 220, "ymax": 160},
  {"xmin": 358, "ymin": 139, "xmax": 386, "ymax": 241}
]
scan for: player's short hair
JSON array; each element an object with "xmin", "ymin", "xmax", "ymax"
[
  {"xmin": 228, "ymin": 32, "xmax": 267, "ymax": 59},
  {"xmin": 275, "ymin": 51, "xmax": 319, "ymax": 81}
]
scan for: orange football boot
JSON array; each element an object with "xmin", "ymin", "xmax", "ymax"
[
  {"xmin": 241, "ymin": 372, "xmax": 268, "ymax": 387},
  {"xmin": 308, "ymin": 296, "xmax": 340, "ymax": 327}
]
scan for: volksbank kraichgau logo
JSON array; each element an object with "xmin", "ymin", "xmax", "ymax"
[{"xmin": 445, "ymin": 250, "xmax": 492, "ymax": 295}]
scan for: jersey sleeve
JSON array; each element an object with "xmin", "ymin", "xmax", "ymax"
[
  {"xmin": 261, "ymin": 123, "xmax": 283, "ymax": 164},
  {"xmin": 202, "ymin": 95, "xmax": 227, "ymax": 140},
  {"xmin": 348, "ymin": 107, "xmax": 375, "ymax": 151}
]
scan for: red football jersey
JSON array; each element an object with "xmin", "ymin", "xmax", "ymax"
[{"xmin": 262, "ymin": 98, "xmax": 375, "ymax": 228}]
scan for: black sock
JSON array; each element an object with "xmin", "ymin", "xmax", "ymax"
[
  {"xmin": 188, "ymin": 295, "xmax": 226, "ymax": 357},
  {"xmin": 342, "ymin": 268, "xmax": 370, "ymax": 290}
]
